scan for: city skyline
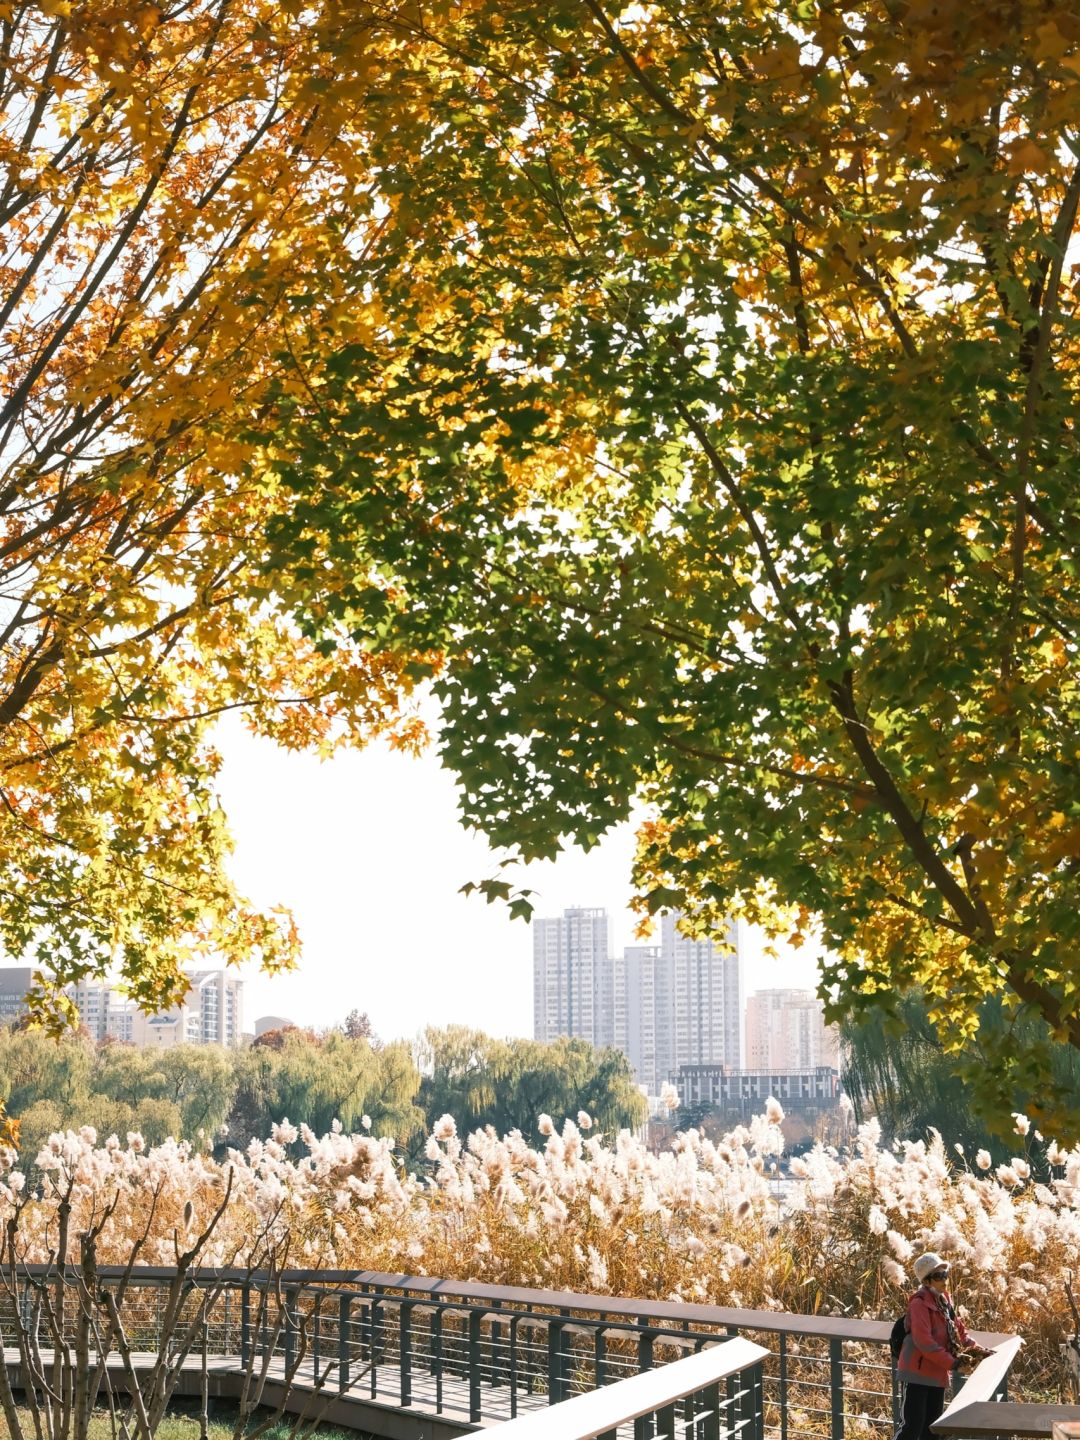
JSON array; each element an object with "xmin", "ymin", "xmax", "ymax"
[
  {"xmin": 215, "ymin": 714, "xmax": 823, "ymax": 1041},
  {"xmin": 530, "ymin": 906, "xmax": 836, "ymax": 1096},
  {"xmin": 0, "ymin": 716, "xmax": 824, "ymax": 1044}
]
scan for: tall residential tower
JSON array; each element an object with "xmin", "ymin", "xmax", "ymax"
[
  {"xmin": 531, "ymin": 908, "xmax": 744, "ymax": 1094},
  {"xmin": 744, "ymin": 988, "xmax": 838, "ymax": 1071},
  {"xmin": 654, "ymin": 912, "xmax": 743, "ymax": 1081},
  {"xmin": 532, "ymin": 907, "xmax": 613, "ymax": 1046}
]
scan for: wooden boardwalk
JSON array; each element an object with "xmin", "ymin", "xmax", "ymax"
[{"xmin": 2, "ymin": 1346, "xmax": 555, "ymax": 1439}]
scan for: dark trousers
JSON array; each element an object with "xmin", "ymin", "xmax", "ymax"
[{"xmin": 895, "ymin": 1381, "xmax": 946, "ymax": 1440}]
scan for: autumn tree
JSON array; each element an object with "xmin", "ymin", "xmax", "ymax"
[
  {"xmin": 342, "ymin": 1008, "xmax": 377, "ymax": 1044},
  {"xmin": 263, "ymin": 0, "xmax": 1080, "ymax": 1131},
  {"xmin": 0, "ymin": 0, "xmax": 441, "ymax": 1023}
]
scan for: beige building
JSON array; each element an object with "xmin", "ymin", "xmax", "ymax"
[
  {"xmin": 71, "ymin": 978, "xmax": 122, "ymax": 1042},
  {"xmin": 189, "ymin": 969, "xmax": 243, "ymax": 1045},
  {"xmin": 623, "ymin": 945, "xmax": 660, "ymax": 1093},
  {"xmin": 745, "ymin": 988, "xmax": 839, "ymax": 1072},
  {"xmin": 72, "ymin": 969, "xmax": 243, "ymax": 1048},
  {"xmin": 129, "ymin": 1006, "xmax": 197, "ymax": 1048}
]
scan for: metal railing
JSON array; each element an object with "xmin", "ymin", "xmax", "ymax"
[
  {"xmin": 2, "ymin": 1267, "xmax": 1021, "ymax": 1440},
  {"xmin": 485, "ymin": 1337, "xmax": 770, "ymax": 1440}
]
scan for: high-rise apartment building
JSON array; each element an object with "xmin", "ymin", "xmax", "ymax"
[
  {"xmin": 70, "ymin": 978, "xmax": 116, "ymax": 1043},
  {"xmin": 653, "ymin": 912, "xmax": 743, "ymax": 1082},
  {"xmin": 745, "ymin": 988, "xmax": 838, "ymax": 1071},
  {"xmin": 532, "ymin": 908, "xmax": 744, "ymax": 1094},
  {"xmin": 533, "ymin": 907, "xmax": 612, "ymax": 1046},
  {"xmin": 623, "ymin": 945, "xmax": 660, "ymax": 1092}
]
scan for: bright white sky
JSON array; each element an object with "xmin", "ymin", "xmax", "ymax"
[{"xmin": 215, "ymin": 714, "xmax": 821, "ymax": 1042}]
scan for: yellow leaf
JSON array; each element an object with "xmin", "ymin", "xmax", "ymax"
[
  {"xmin": 1033, "ymin": 22, "xmax": 1069, "ymax": 62},
  {"xmin": 1006, "ymin": 138, "xmax": 1053, "ymax": 174}
]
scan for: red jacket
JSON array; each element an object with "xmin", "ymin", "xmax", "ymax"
[{"xmin": 896, "ymin": 1285, "xmax": 973, "ymax": 1388}]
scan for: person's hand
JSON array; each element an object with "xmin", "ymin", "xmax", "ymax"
[{"xmin": 959, "ymin": 1347, "xmax": 992, "ymax": 1364}]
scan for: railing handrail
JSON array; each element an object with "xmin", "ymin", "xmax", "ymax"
[
  {"xmin": 943, "ymin": 1338, "xmax": 1024, "ymax": 1412},
  {"xmin": 8, "ymin": 1265, "xmax": 1013, "ymax": 1348},
  {"xmin": 483, "ymin": 1336, "xmax": 770, "ymax": 1438},
  {"xmin": 932, "ymin": 1337, "xmax": 1024, "ymax": 1432}
]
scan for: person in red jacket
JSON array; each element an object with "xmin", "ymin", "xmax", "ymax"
[{"xmin": 895, "ymin": 1253, "xmax": 994, "ymax": 1440}]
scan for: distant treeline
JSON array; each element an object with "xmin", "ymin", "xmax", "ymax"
[{"xmin": 0, "ymin": 1021, "xmax": 648, "ymax": 1160}]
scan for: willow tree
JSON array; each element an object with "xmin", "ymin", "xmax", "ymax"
[
  {"xmin": 415, "ymin": 1026, "xmax": 648, "ymax": 1143},
  {"xmin": 0, "ymin": 1, "xmax": 448, "ymax": 1023},
  {"xmin": 264, "ymin": 0, "xmax": 1080, "ymax": 1130},
  {"xmin": 842, "ymin": 993, "xmax": 1080, "ymax": 1150}
]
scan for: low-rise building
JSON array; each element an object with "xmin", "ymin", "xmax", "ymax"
[
  {"xmin": 69, "ymin": 968, "xmax": 244, "ymax": 1048},
  {"xmin": 0, "ymin": 966, "xmax": 33, "ymax": 1026},
  {"xmin": 254, "ymin": 1014, "xmax": 296, "ymax": 1038},
  {"xmin": 676, "ymin": 1063, "xmax": 841, "ymax": 1116}
]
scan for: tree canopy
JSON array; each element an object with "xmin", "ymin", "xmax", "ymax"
[
  {"xmin": 4, "ymin": 0, "xmax": 1078, "ymax": 1130},
  {"xmin": 0, "ymin": 0, "xmax": 438, "ymax": 1021},
  {"xmin": 259, "ymin": 0, "xmax": 1080, "ymax": 1130},
  {"xmin": 0, "ymin": 1022, "xmax": 647, "ymax": 1160}
]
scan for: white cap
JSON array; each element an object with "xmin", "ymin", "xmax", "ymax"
[{"xmin": 913, "ymin": 1252, "xmax": 950, "ymax": 1283}]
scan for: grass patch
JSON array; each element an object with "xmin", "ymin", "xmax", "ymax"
[{"xmin": 0, "ymin": 1411, "xmax": 376, "ymax": 1440}]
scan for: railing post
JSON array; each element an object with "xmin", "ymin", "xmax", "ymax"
[
  {"xmin": 702, "ymin": 1380, "xmax": 722, "ymax": 1440},
  {"xmin": 469, "ymin": 1308, "xmax": 483, "ymax": 1423},
  {"xmin": 509, "ymin": 1312, "xmax": 519, "ymax": 1418},
  {"xmin": 240, "ymin": 1283, "xmax": 251, "ymax": 1367},
  {"xmin": 635, "ymin": 1330, "xmax": 655, "ymax": 1440},
  {"xmin": 338, "ymin": 1294, "xmax": 350, "ymax": 1391},
  {"xmin": 432, "ymin": 1306, "xmax": 443, "ymax": 1413},
  {"xmin": 597, "ymin": 1326, "xmax": 616, "ymax": 1439},
  {"xmin": 548, "ymin": 1319, "xmax": 564, "ymax": 1406},
  {"xmin": 283, "ymin": 1287, "xmax": 296, "ymax": 1374},
  {"xmin": 829, "ymin": 1337, "xmax": 844, "ymax": 1440},
  {"xmin": 735, "ymin": 1355, "xmax": 752, "ymax": 1440},
  {"xmin": 750, "ymin": 1359, "xmax": 766, "ymax": 1440},
  {"xmin": 780, "ymin": 1331, "xmax": 789, "ymax": 1440},
  {"xmin": 364, "ymin": 1296, "xmax": 377, "ymax": 1393},
  {"xmin": 638, "ymin": 1329, "xmax": 655, "ymax": 1372},
  {"xmin": 368, "ymin": 1297, "xmax": 379, "ymax": 1398},
  {"xmin": 400, "ymin": 1301, "xmax": 412, "ymax": 1408},
  {"xmin": 312, "ymin": 1294, "xmax": 321, "ymax": 1380},
  {"xmin": 491, "ymin": 1298, "xmax": 504, "ymax": 1389}
]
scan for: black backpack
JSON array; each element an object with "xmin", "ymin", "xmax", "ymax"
[{"xmin": 890, "ymin": 1312, "xmax": 909, "ymax": 1364}]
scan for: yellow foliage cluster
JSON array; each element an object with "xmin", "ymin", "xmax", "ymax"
[{"xmin": 0, "ymin": 1, "xmax": 446, "ymax": 1013}]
